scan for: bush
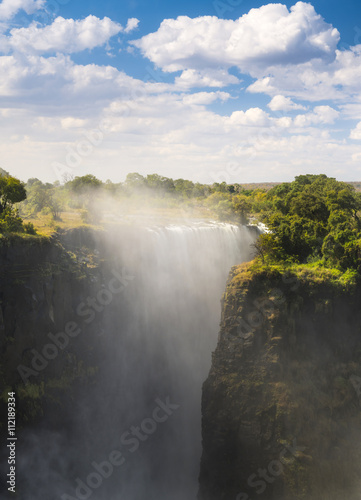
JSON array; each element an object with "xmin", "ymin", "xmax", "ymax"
[
  {"xmin": 23, "ymin": 222, "xmax": 37, "ymax": 235},
  {"xmin": 0, "ymin": 208, "xmax": 24, "ymax": 233}
]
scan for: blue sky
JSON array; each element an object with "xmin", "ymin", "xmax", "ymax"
[{"xmin": 1, "ymin": 0, "xmax": 361, "ymax": 183}]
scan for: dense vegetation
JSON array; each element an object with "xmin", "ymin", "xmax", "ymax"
[
  {"xmin": 2, "ymin": 169, "xmax": 361, "ymax": 273},
  {"xmin": 257, "ymin": 174, "xmax": 361, "ymax": 272},
  {"xmin": 17, "ymin": 172, "xmax": 267, "ymax": 228}
]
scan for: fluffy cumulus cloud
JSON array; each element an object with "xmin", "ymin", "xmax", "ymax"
[
  {"xmin": 0, "ymin": 51, "xmax": 166, "ymax": 108},
  {"xmin": 247, "ymin": 46, "xmax": 361, "ymax": 103},
  {"xmin": 293, "ymin": 106, "xmax": 339, "ymax": 126},
  {"xmin": 124, "ymin": 18, "xmax": 139, "ymax": 34},
  {"xmin": 132, "ymin": 2, "xmax": 339, "ymax": 76},
  {"xmin": 131, "ymin": 2, "xmax": 361, "ymax": 110},
  {"xmin": 350, "ymin": 122, "xmax": 361, "ymax": 140},
  {"xmin": 229, "ymin": 108, "xmax": 270, "ymax": 127},
  {"xmin": 268, "ymin": 95, "xmax": 306, "ymax": 112},
  {"xmin": 0, "ymin": 0, "xmax": 44, "ymax": 21},
  {"xmin": 4, "ymin": 16, "xmax": 123, "ymax": 54}
]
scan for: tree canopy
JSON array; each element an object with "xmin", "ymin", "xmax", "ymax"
[
  {"xmin": 257, "ymin": 174, "xmax": 361, "ymax": 270},
  {"xmin": 0, "ymin": 172, "xmax": 35, "ymax": 234},
  {"xmin": 0, "ymin": 175, "xmax": 26, "ymax": 214}
]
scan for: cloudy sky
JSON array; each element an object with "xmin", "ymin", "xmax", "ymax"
[{"xmin": 1, "ymin": 0, "xmax": 361, "ymax": 183}]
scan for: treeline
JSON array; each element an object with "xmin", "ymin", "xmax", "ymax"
[
  {"xmin": 17, "ymin": 172, "xmax": 269, "ymax": 225},
  {"xmin": 3, "ymin": 169, "xmax": 361, "ymax": 273}
]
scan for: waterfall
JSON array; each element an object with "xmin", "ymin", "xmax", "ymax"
[{"xmin": 15, "ymin": 221, "xmax": 256, "ymax": 500}]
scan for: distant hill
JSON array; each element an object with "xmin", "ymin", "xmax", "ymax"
[
  {"xmin": 239, "ymin": 181, "xmax": 361, "ymax": 192},
  {"xmin": 238, "ymin": 182, "xmax": 280, "ymax": 191}
]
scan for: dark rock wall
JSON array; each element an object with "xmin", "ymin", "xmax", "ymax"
[
  {"xmin": 199, "ymin": 263, "xmax": 361, "ymax": 500},
  {"xmin": 0, "ymin": 230, "xmax": 108, "ymax": 430}
]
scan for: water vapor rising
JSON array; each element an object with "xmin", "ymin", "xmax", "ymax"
[{"xmin": 2, "ymin": 196, "xmax": 257, "ymax": 499}]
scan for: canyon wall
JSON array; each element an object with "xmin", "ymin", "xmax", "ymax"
[{"xmin": 199, "ymin": 262, "xmax": 361, "ymax": 500}]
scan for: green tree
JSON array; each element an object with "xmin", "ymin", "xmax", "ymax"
[
  {"xmin": 125, "ymin": 173, "xmax": 146, "ymax": 191},
  {"xmin": 232, "ymin": 194, "xmax": 252, "ymax": 224},
  {"xmin": 174, "ymin": 178, "xmax": 195, "ymax": 198},
  {"xmin": 0, "ymin": 176, "xmax": 26, "ymax": 215},
  {"xmin": 22, "ymin": 180, "xmax": 62, "ymax": 220},
  {"xmin": 261, "ymin": 174, "xmax": 361, "ymax": 269},
  {"xmin": 146, "ymin": 174, "xmax": 175, "ymax": 195},
  {"xmin": 67, "ymin": 174, "xmax": 102, "ymax": 193},
  {"xmin": 66, "ymin": 175, "xmax": 103, "ymax": 222},
  {"xmin": 0, "ymin": 173, "xmax": 35, "ymax": 234}
]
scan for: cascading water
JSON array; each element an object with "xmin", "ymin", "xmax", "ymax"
[{"xmin": 14, "ymin": 221, "xmax": 257, "ymax": 500}]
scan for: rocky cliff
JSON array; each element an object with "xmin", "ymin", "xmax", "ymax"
[
  {"xmin": 199, "ymin": 262, "xmax": 361, "ymax": 500},
  {"xmin": 0, "ymin": 228, "xmax": 125, "ymax": 432}
]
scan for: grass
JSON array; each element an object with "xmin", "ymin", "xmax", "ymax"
[
  {"xmin": 247, "ymin": 258, "xmax": 358, "ymax": 290},
  {"xmin": 22, "ymin": 211, "xmax": 89, "ymax": 236}
]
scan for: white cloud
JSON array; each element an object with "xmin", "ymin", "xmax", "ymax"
[
  {"xmin": 293, "ymin": 106, "xmax": 339, "ymax": 127},
  {"xmin": 130, "ymin": 1, "xmax": 361, "ymax": 107},
  {"xmin": 61, "ymin": 117, "xmax": 87, "ymax": 129},
  {"xmin": 350, "ymin": 122, "xmax": 361, "ymax": 140},
  {"xmin": 1, "ymin": 84, "xmax": 359, "ymax": 185},
  {"xmin": 125, "ymin": 18, "xmax": 139, "ymax": 34},
  {"xmin": 247, "ymin": 46, "xmax": 361, "ymax": 103},
  {"xmin": 276, "ymin": 116, "xmax": 293, "ymax": 128},
  {"xmin": 132, "ymin": 2, "xmax": 339, "ymax": 86},
  {"xmin": 268, "ymin": 95, "xmax": 306, "ymax": 111},
  {"xmin": 0, "ymin": 52, "xmax": 152, "ymax": 110},
  {"xmin": 182, "ymin": 91, "xmax": 230, "ymax": 106},
  {"xmin": 229, "ymin": 108, "xmax": 270, "ymax": 127},
  {"xmin": 174, "ymin": 69, "xmax": 240, "ymax": 89},
  {"xmin": 5, "ymin": 15, "xmax": 123, "ymax": 54},
  {"xmin": 339, "ymin": 103, "xmax": 361, "ymax": 120},
  {"xmin": 0, "ymin": 0, "xmax": 44, "ymax": 21}
]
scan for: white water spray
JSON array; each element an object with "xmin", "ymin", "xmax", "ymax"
[{"xmin": 14, "ymin": 221, "xmax": 257, "ymax": 500}]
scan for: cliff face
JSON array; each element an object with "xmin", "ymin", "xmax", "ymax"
[
  {"xmin": 199, "ymin": 262, "xmax": 361, "ymax": 500},
  {"xmin": 0, "ymin": 229, "xmax": 119, "ymax": 430}
]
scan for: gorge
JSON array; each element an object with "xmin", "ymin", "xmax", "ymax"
[
  {"xmin": 2, "ymin": 217, "xmax": 361, "ymax": 500},
  {"xmin": 0, "ymin": 221, "xmax": 255, "ymax": 500}
]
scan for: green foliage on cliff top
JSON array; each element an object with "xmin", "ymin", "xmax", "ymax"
[
  {"xmin": 256, "ymin": 174, "xmax": 361, "ymax": 272},
  {"xmin": 230, "ymin": 260, "xmax": 359, "ymax": 301},
  {"xmin": 0, "ymin": 231, "xmax": 51, "ymax": 246}
]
